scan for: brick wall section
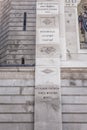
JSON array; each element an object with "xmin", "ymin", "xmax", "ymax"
[
  {"xmin": 0, "ymin": 0, "xmax": 36, "ymax": 65},
  {"xmin": 61, "ymin": 68, "xmax": 87, "ymax": 130},
  {"xmin": 0, "ymin": 67, "xmax": 35, "ymax": 130}
]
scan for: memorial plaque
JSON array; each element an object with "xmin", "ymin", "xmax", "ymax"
[
  {"xmin": 36, "ymin": 87, "xmax": 59, "ymax": 99},
  {"xmin": 37, "ymin": 2, "xmax": 59, "ymax": 15},
  {"xmin": 38, "ymin": 29, "xmax": 59, "ymax": 44}
]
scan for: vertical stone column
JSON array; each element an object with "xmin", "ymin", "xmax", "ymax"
[
  {"xmin": 65, "ymin": 0, "xmax": 81, "ymax": 57},
  {"xmin": 35, "ymin": 0, "xmax": 62, "ymax": 130},
  {"xmin": 59, "ymin": 0, "xmax": 66, "ymax": 60}
]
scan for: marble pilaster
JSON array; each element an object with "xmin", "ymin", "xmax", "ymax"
[{"xmin": 35, "ymin": 0, "xmax": 62, "ymax": 130}]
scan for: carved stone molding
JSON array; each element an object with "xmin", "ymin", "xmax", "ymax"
[
  {"xmin": 42, "ymin": 69, "xmax": 54, "ymax": 74},
  {"xmin": 40, "ymin": 17, "xmax": 55, "ymax": 27},
  {"xmin": 40, "ymin": 46, "xmax": 56, "ymax": 55}
]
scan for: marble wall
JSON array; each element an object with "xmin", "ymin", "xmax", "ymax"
[{"xmin": 0, "ymin": 0, "xmax": 36, "ymax": 65}]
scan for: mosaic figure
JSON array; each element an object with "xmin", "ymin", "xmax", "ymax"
[{"xmin": 79, "ymin": 6, "xmax": 87, "ymax": 43}]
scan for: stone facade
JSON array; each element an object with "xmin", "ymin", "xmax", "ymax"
[
  {"xmin": 0, "ymin": 67, "xmax": 35, "ymax": 130},
  {"xmin": 0, "ymin": 0, "xmax": 36, "ymax": 65},
  {"xmin": 0, "ymin": 0, "xmax": 87, "ymax": 130}
]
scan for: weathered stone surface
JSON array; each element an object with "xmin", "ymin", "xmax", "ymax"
[
  {"xmin": 0, "ymin": 67, "xmax": 34, "ymax": 128},
  {"xmin": 0, "ymin": 114, "xmax": 33, "ymax": 122},
  {"xmin": 0, "ymin": 123, "xmax": 34, "ymax": 130},
  {"xmin": 35, "ymin": 0, "xmax": 62, "ymax": 130},
  {"xmin": 0, "ymin": 0, "xmax": 36, "ymax": 65},
  {"xmin": 61, "ymin": 68, "xmax": 87, "ymax": 130}
]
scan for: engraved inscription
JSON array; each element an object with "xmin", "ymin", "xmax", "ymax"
[
  {"xmin": 36, "ymin": 87, "xmax": 59, "ymax": 99},
  {"xmin": 39, "ymin": 29, "xmax": 59, "ymax": 43},
  {"xmin": 37, "ymin": 2, "xmax": 59, "ymax": 14}
]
